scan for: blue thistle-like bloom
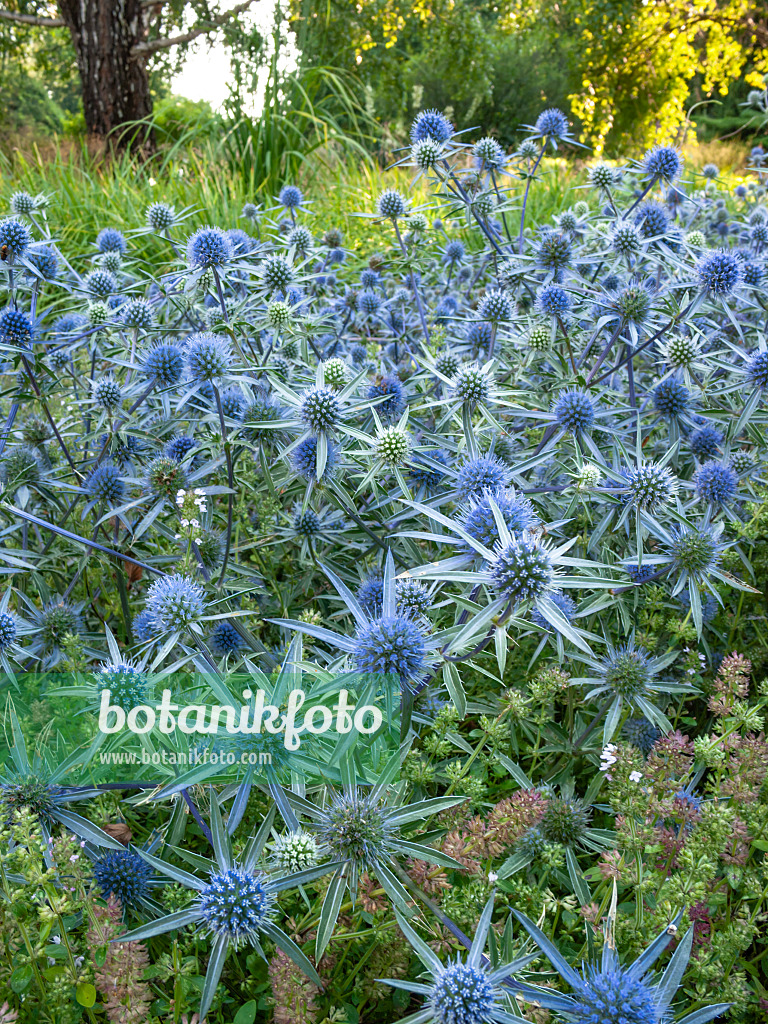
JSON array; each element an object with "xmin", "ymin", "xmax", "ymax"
[
  {"xmin": 456, "ymin": 456, "xmax": 510, "ymax": 501},
  {"xmin": 668, "ymin": 526, "xmax": 721, "ymax": 580},
  {"xmin": 93, "ymin": 849, "xmax": 151, "ymax": 905},
  {"xmin": 357, "ymin": 289, "xmax": 381, "ymax": 316},
  {"xmin": 622, "ymin": 717, "xmax": 661, "ymax": 753},
  {"xmin": 141, "ymin": 342, "xmax": 185, "ymax": 386},
  {"xmin": 133, "ymin": 609, "xmax": 160, "ymax": 643},
  {"xmin": 220, "ymin": 387, "xmax": 244, "ymax": 419},
  {"xmin": 409, "ymin": 449, "xmax": 449, "ymax": 490},
  {"xmin": 92, "ymin": 377, "xmax": 122, "ymax": 409},
  {"xmin": 186, "ymin": 333, "xmax": 232, "ymax": 382},
  {"xmin": 377, "ymin": 189, "xmax": 407, "ymax": 220},
  {"xmin": 430, "ymin": 961, "xmax": 497, "ymax": 1023},
  {"xmin": 291, "ymin": 435, "xmax": 339, "ymax": 481},
  {"xmin": 278, "ymin": 185, "xmax": 303, "ymax": 210},
  {"xmin": 444, "ymin": 240, "xmax": 465, "ymax": 264},
  {"xmin": 466, "ymin": 322, "xmax": 494, "ymax": 356},
  {"xmin": 86, "ymin": 464, "xmax": 124, "ymax": 505},
  {"xmin": 689, "ymin": 424, "xmax": 723, "ymax": 460},
  {"xmin": 85, "ymin": 269, "xmax": 117, "ymax": 299},
  {"xmin": 357, "ymin": 574, "xmax": 384, "ymax": 616},
  {"xmin": 0, "ymin": 611, "xmax": 17, "ymax": 650},
  {"xmin": 317, "ymin": 791, "xmax": 397, "ymax": 865},
  {"xmin": 96, "ymin": 663, "xmax": 147, "ymax": 709},
  {"xmin": 621, "ymin": 463, "xmax": 677, "ymax": 512},
  {"xmin": 473, "ymin": 136, "xmax": 506, "ymax": 171},
  {"xmin": 27, "ymin": 243, "xmax": 58, "ymax": 281},
  {"xmin": 292, "ymin": 508, "xmax": 322, "ymax": 537},
  {"xmin": 742, "ymin": 261, "xmax": 763, "ymax": 286},
  {"xmin": 653, "ymin": 377, "xmax": 690, "ymax": 419},
  {"xmin": 694, "ymin": 460, "xmax": 738, "ymax": 505},
  {"xmin": 186, "ymin": 226, "xmax": 232, "ymax": 270},
  {"xmin": 611, "ymin": 223, "xmax": 642, "ymax": 256},
  {"xmin": 396, "ymin": 578, "xmax": 432, "ymax": 618},
  {"xmin": 534, "ymin": 108, "xmax": 570, "ymax": 139},
  {"xmin": 536, "ymin": 284, "xmax": 571, "ymax": 317},
  {"xmin": 165, "ymin": 435, "xmax": 196, "ymax": 461},
  {"xmin": 360, "ymin": 268, "xmax": 379, "ymax": 289},
  {"xmin": 0, "ymin": 307, "xmax": 34, "ymax": 347},
  {"xmin": 145, "ymin": 574, "xmax": 205, "ymax": 631},
  {"xmin": 10, "ymin": 191, "xmax": 35, "ymax": 215},
  {"xmin": 460, "ymin": 488, "xmax": 538, "ymax": 550},
  {"xmin": 261, "ymin": 253, "xmax": 294, "ymax": 291},
  {"xmin": 643, "ymin": 145, "xmax": 682, "ymax": 183},
  {"xmin": 211, "ymin": 621, "xmax": 243, "ymax": 655},
  {"xmin": 635, "ymin": 202, "xmax": 669, "ymax": 239},
  {"xmin": 537, "ymin": 231, "xmax": 572, "ymax": 272},
  {"xmin": 367, "ymin": 374, "xmax": 406, "ymax": 419},
  {"xmin": 531, "ymin": 589, "xmax": 576, "ymax": 629},
  {"xmin": 554, "ymin": 390, "xmax": 595, "ymax": 433},
  {"xmin": 226, "ymin": 228, "xmax": 253, "ymax": 256},
  {"xmin": 477, "ymin": 289, "xmax": 512, "ymax": 322},
  {"xmin": 697, "ymin": 250, "xmax": 741, "ymax": 295},
  {"xmin": 451, "ymin": 363, "xmax": 491, "ymax": 406},
  {"xmin": 745, "ymin": 350, "xmax": 768, "ymax": 389},
  {"xmin": 570, "ymin": 964, "xmax": 657, "ymax": 1024},
  {"xmin": 199, "ymin": 866, "xmax": 274, "ymax": 942},
  {"xmin": 121, "ymin": 298, "xmax": 154, "ymax": 330},
  {"xmin": 96, "ymin": 228, "xmax": 127, "ymax": 254},
  {"xmin": 146, "ymin": 202, "xmax": 176, "ymax": 231},
  {"xmin": 600, "ymin": 643, "xmax": 652, "ymax": 699},
  {"xmin": 488, "ymin": 532, "xmax": 554, "ymax": 606},
  {"xmin": 435, "ymin": 295, "xmax": 459, "ymax": 323},
  {"xmin": 52, "ymin": 312, "xmax": 87, "ymax": 339},
  {"xmin": 410, "ymin": 109, "xmax": 454, "ymax": 144},
  {"xmin": 353, "ymin": 614, "xmax": 428, "ymax": 685},
  {"xmin": 0, "ymin": 216, "xmax": 32, "ymax": 263}
]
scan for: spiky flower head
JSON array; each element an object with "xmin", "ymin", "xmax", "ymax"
[
  {"xmin": 99, "ymin": 250, "xmax": 122, "ymax": 274},
  {"xmin": 186, "ymin": 333, "xmax": 232, "ymax": 382},
  {"xmin": 395, "ymin": 578, "xmax": 432, "ymax": 618},
  {"xmin": 571, "ymin": 963, "xmax": 657, "ymax": 1023},
  {"xmin": 376, "ymin": 426, "xmax": 411, "ymax": 466},
  {"xmin": 745, "ymin": 349, "xmax": 768, "ymax": 389},
  {"xmin": 451, "ymin": 362, "xmax": 492, "ymax": 406},
  {"xmin": 537, "ymin": 231, "xmax": 572, "ymax": 272},
  {"xmin": 35, "ymin": 599, "xmax": 82, "ymax": 650},
  {"xmin": 96, "ymin": 662, "xmax": 148, "ymax": 710},
  {"xmin": 96, "ymin": 228, "xmax": 126, "ymax": 254},
  {"xmin": 434, "ymin": 351, "xmax": 460, "ymax": 379},
  {"xmin": 611, "ymin": 223, "xmax": 642, "ymax": 257},
  {"xmin": 0, "ymin": 307, "xmax": 34, "ymax": 347},
  {"xmin": 668, "ymin": 526, "xmax": 720, "ymax": 578},
  {"xmin": 697, "ymin": 250, "xmax": 741, "ymax": 295},
  {"xmin": 635, "ymin": 202, "xmax": 669, "ymax": 240},
  {"xmin": 488, "ymin": 532, "xmax": 554, "ymax": 607},
  {"xmin": 318, "ymin": 791, "xmax": 397, "ymax": 864},
  {"xmin": 528, "ymin": 324, "xmax": 551, "ymax": 351},
  {"xmin": 534, "ymin": 108, "xmax": 570, "ymax": 139},
  {"xmin": 653, "ymin": 377, "xmax": 690, "ymax": 419},
  {"xmin": 575, "ymin": 463, "xmax": 602, "ymax": 488},
  {"xmin": 694, "ymin": 460, "xmax": 737, "ymax": 505},
  {"xmin": 292, "ymin": 508, "xmax": 322, "ymax": 538},
  {"xmin": 322, "ymin": 358, "xmax": 348, "ymax": 390},
  {"xmin": 0, "ymin": 217, "xmax": 32, "ymax": 263},
  {"xmin": 121, "ymin": 298, "xmax": 154, "ymax": 330},
  {"xmin": 1, "ymin": 774, "xmax": 57, "ymax": 820},
  {"xmin": 643, "ymin": 145, "xmax": 682, "ymax": 183},
  {"xmin": 531, "ymin": 589, "xmax": 577, "ymax": 630},
  {"xmin": 267, "ymin": 301, "xmax": 292, "ymax": 329},
  {"xmin": 10, "ymin": 191, "xmax": 35, "ymax": 215},
  {"xmin": 87, "ymin": 301, "xmax": 111, "ymax": 328},
  {"xmin": 429, "ymin": 961, "xmax": 498, "ymax": 1024},
  {"xmin": 199, "ymin": 866, "xmax": 275, "ymax": 943},
  {"xmin": 147, "ymin": 456, "xmax": 187, "ymax": 500},
  {"xmin": 602, "ymin": 643, "xmax": 652, "ymax": 699},
  {"xmin": 92, "ymin": 376, "xmax": 122, "ymax": 409},
  {"xmin": 27, "ymin": 243, "xmax": 58, "ymax": 281},
  {"xmin": 689, "ymin": 425, "xmax": 723, "ymax": 461},
  {"xmin": 146, "ymin": 574, "xmax": 205, "ymax": 631},
  {"xmin": 278, "ymin": 185, "xmax": 303, "ymax": 210},
  {"xmin": 477, "ymin": 289, "xmax": 512, "ymax": 323},
  {"xmin": 409, "ymin": 449, "xmax": 448, "ymax": 490},
  {"xmin": 536, "ymin": 285, "xmax": 571, "ymax": 317},
  {"xmin": 702, "ymin": 162, "xmax": 719, "ymax": 180},
  {"xmin": 742, "ymin": 261, "xmax": 762, "ymax": 287},
  {"xmin": 270, "ymin": 831, "xmax": 318, "ymax": 872},
  {"xmin": 2, "ymin": 448, "xmax": 41, "ymax": 489},
  {"xmin": 412, "ymin": 139, "xmax": 443, "ymax": 169},
  {"xmin": 357, "ymin": 289, "xmax": 381, "ymax": 316},
  {"xmin": 540, "ymin": 796, "xmax": 590, "ymax": 846},
  {"xmin": 473, "ymin": 136, "xmax": 506, "ymax": 170},
  {"xmin": 367, "ymin": 374, "xmax": 406, "ymax": 419},
  {"xmin": 0, "ymin": 611, "xmax": 17, "ymax": 651},
  {"xmin": 377, "ymin": 189, "xmax": 407, "ymax": 220},
  {"xmin": 186, "ymin": 226, "xmax": 232, "ymax": 270},
  {"xmin": 93, "ymin": 849, "xmax": 151, "ymax": 906},
  {"xmin": 554, "ymin": 390, "xmax": 595, "ymax": 433},
  {"xmin": 261, "ymin": 253, "xmax": 294, "ymax": 291},
  {"xmin": 661, "ymin": 333, "xmax": 701, "ymax": 370},
  {"xmin": 146, "ymin": 201, "xmax": 176, "ymax": 231},
  {"xmin": 686, "ymin": 230, "xmax": 706, "ymax": 248},
  {"xmin": 211, "ymin": 621, "xmax": 243, "ymax": 656},
  {"xmin": 86, "ymin": 464, "xmax": 124, "ymax": 505},
  {"xmin": 86, "ymin": 269, "xmax": 117, "ymax": 299},
  {"xmin": 410, "ymin": 109, "xmax": 454, "ymax": 144},
  {"xmin": 287, "ymin": 225, "xmax": 312, "ymax": 253},
  {"xmin": 353, "ymin": 614, "xmax": 428, "ymax": 685},
  {"xmin": 299, "ymin": 385, "xmax": 339, "ymax": 433},
  {"xmin": 141, "ymin": 342, "xmax": 185, "ymax": 386},
  {"xmin": 291, "ymin": 435, "xmax": 339, "ymax": 482},
  {"xmin": 623, "ymin": 717, "xmax": 661, "ymax": 754},
  {"xmin": 461, "ymin": 489, "xmax": 538, "ymax": 550},
  {"xmin": 613, "ymin": 284, "xmax": 652, "ymax": 325},
  {"xmin": 622, "ymin": 463, "xmax": 678, "ymax": 512},
  {"xmin": 730, "ymin": 450, "xmax": 756, "ymax": 475},
  {"xmin": 589, "ymin": 163, "xmax": 617, "ymax": 191},
  {"xmin": 518, "ymin": 138, "xmax": 539, "ymax": 160}
]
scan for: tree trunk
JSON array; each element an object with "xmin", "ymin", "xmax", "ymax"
[{"xmin": 56, "ymin": 0, "xmax": 154, "ymax": 150}]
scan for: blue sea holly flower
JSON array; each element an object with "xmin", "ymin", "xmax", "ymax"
[
  {"xmin": 27, "ymin": 243, "xmax": 58, "ymax": 281},
  {"xmin": 291, "ymin": 435, "xmax": 339, "ymax": 482},
  {"xmin": 367, "ymin": 374, "xmax": 406, "ymax": 419},
  {"xmin": 512, "ymin": 909, "xmax": 729, "ymax": 1024},
  {"xmin": 642, "ymin": 144, "xmax": 682, "ymax": 183},
  {"xmin": 211, "ymin": 620, "xmax": 242, "ymax": 655},
  {"xmin": 653, "ymin": 377, "xmax": 690, "ymax": 421},
  {"xmin": 553, "ymin": 390, "xmax": 595, "ymax": 433},
  {"xmin": 460, "ymin": 488, "xmax": 539, "ymax": 551},
  {"xmin": 0, "ymin": 307, "xmax": 35, "ymax": 347},
  {"xmin": 694, "ymin": 460, "xmax": 738, "ymax": 505},
  {"xmin": 186, "ymin": 226, "xmax": 232, "ymax": 270},
  {"xmin": 410, "ymin": 109, "xmax": 454, "ymax": 144},
  {"xmin": 745, "ymin": 349, "xmax": 768, "ymax": 389},
  {"xmin": 689, "ymin": 424, "xmax": 723, "ymax": 461},
  {"xmin": 697, "ymin": 249, "xmax": 741, "ymax": 295},
  {"xmin": 536, "ymin": 284, "xmax": 571, "ymax": 317},
  {"xmin": 635, "ymin": 202, "xmax": 668, "ymax": 239},
  {"xmin": 278, "ymin": 185, "xmax": 304, "ymax": 210},
  {"xmin": 534, "ymin": 107, "xmax": 570, "ymax": 140},
  {"xmin": 381, "ymin": 895, "xmax": 533, "ymax": 1024},
  {"xmin": 93, "ymin": 848, "xmax": 152, "ymax": 906},
  {"xmin": 488, "ymin": 532, "xmax": 554, "ymax": 606},
  {"xmin": 141, "ymin": 342, "xmax": 185, "ymax": 386},
  {"xmin": 186, "ymin": 333, "xmax": 233, "ymax": 382},
  {"xmin": 85, "ymin": 464, "xmax": 124, "ymax": 506},
  {"xmin": 96, "ymin": 228, "xmax": 127, "ymax": 254},
  {"xmin": 377, "ymin": 189, "xmax": 407, "ymax": 221},
  {"xmin": 145, "ymin": 574, "xmax": 205, "ymax": 632},
  {"xmin": 0, "ymin": 217, "xmax": 32, "ymax": 263},
  {"xmin": 353, "ymin": 614, "xmax": 428, "ymax": 686},
  {"xmin": 456, "ymin": 456, "xmax": 511, "ymax": 501}
]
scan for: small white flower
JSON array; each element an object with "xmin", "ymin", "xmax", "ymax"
[
  {"xmin": 629, "ymin": 770, "xmax": 643, "ymax": 783},
  {"xmin": 488, "ymin": 871, "xmax": 499, "ymax": 883}
]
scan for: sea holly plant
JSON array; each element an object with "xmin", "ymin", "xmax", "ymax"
[
  {"xmin": 117, "ymin": 796, "xmax": 338, "ymax": 1022},
  {"xmin": 269, "ymin": 744, "xmax": 467, "ymax": 961}
]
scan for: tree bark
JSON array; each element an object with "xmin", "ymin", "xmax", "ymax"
[{"xmin": 56, "ymin": 0, "xmax": 153, "ymax": 150}]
